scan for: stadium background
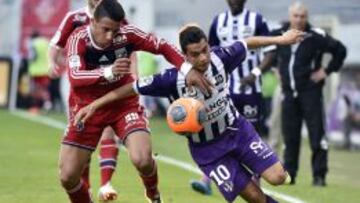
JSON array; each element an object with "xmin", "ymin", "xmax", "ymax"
[{"xmin": 0, "ymin": 0, "xmax": 359, "ymax": 202}]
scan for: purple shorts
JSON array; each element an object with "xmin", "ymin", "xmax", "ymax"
[
  {"xmin": 189, "ymin": 118, "xmax": 279, "ymax": 202},
  {"xmin": 230, "ymin": 93, "xmax": 262, "ymax": 125}
]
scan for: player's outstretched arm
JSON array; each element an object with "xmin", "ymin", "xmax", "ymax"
[
  {"xmin": 244, "ymin": 29, "xmax": 305, "ymax": 49},
  {"xmin": 74, "ymin": 83, "xmax": 137, "ymax": 125}
]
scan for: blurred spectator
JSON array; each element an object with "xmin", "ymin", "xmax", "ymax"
[
  {"xmin": 260, "ymin": 69, "xmax": 279, "ymax": 136},
  {"xmin": 339, "ymin": 73, "xmax": 360, "ymax": 150},
  {"xmin": 27, "ymin": 30, "xmax": 51, "ymax": 113}
]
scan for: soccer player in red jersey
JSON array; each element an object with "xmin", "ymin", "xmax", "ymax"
[
  {"xmin": 57, "ymin": 1, "xmax": 211, "ymax": 203},
  {"xmin": 48, "ymin": 1, "xmax": 124, "ymax": 200}
]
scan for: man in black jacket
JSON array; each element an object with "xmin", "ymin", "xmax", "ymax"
[{"xmin": 270, "ymin": 2, "xmax": 347, "ymax": 186}]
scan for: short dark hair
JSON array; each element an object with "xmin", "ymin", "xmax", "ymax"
[
  {"xmin": 94, "ymin": 0, "xmax": 125, "ymax": 22},
  {"xmin": 179, "ymin": 26, "xmax": 207, "ymax": 53}
]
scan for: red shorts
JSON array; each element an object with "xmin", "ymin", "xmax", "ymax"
[
  {"xmin": 33, "ymin": 76, "xmax": 50, "ymax": 87},
  {"xmin": 62, "ymin": 105, "xmax": 149, "ymax": 151}
]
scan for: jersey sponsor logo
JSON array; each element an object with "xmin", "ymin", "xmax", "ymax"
[
  {"xmin": 243, "ymin": 105, "xmax": 258, "ymax": 118},
  {"xmin": 99, "ymin": 55, "xmax": 109, "ymax": 62},
  {"xmin": 138, "ymin": 76, "xmax": 154, "ymax": 88},
  {"xmin": 69, "ymin": 55, "xmax": 81, "ymax": 68},
  {"xmin": 206, "ymin": 96, "xmax": 228, "ymax": 121}
]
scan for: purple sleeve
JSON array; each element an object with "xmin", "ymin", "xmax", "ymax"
[
  {"xmin": 208, "ymin": 16, "xmax": 220, "ymax": 47},
  {"xmin": 134, "ymin": 68, "xmax": 178, "ymax": 97},
  {"xmin": 255, "ymin": 14, "xmax": 270, "ymax": 36},
  {"xmin": 212, "ymin": 41, "xmax": 247, "ymax": 73}
]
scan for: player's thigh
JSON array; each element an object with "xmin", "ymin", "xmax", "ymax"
[
  {"xmin": 124, "ymin": 131, "xmax": 153, "ymax": 169},
  {"xmin": 58, "ymin": 144, "xmax": 92, "ymax": 180},
  {"xmin": 111, "ymin": 106, "xmax": 150, "ymax": 142},
  {"xmin": 234, "ymin": 121, "xmax": 280, "ymax": 179},
  {"xmin": 199, "ymin": 156, "xmax": 252, "ymax": 203}
]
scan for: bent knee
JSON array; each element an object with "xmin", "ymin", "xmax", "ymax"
[
  {"xmin": 59, "ymin": 167, "xmax": 81, "ymax": 189},
  {"xmin": 130, "ymin": 153, "xmax": 153, "ymax": 171},
  {"xmin": 265, "ymin": 171, "xmax": 287, "ymax": 186}
]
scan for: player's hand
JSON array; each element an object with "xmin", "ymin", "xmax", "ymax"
[
  {"xmin": 185, "ymin": 69, "xmax": 213, "ymax": 97},
  {"xmin": 74, "ymin": 104, "xmax": 97, "ymax": 127},
  {"xmin": 279, "ymin": 29, "xmax": 305, "ymax": 45},
  {"xmin": 48, "ymin": 65, "xmax": 62, "ymax": 79},
  {"xmin": 240, "ymin": 74, "xmax": 256, "ymax": 90},
  {"xmin": 311, "ymin": 68, "xmax": 327, "ymax": 83},
  {"xmin": 112, "ymin": 58, "xmax": 131, "ymax": 76}
]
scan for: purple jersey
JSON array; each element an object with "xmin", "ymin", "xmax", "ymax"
[{"xmin": 134, "ymin": 41, "xmax": 248, "ymax": 144}]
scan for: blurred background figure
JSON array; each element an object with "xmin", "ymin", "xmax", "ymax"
[
  {"xmin": 27, "ymin": 30, "xmax": 52, "ymax": 113},
  {"xmin": 269, "ymin": 2, "xmax": 347, "ymax": 186},
  {"xmin": 328, "ymin": 71, "xmax": 360, "ymax": 151}
]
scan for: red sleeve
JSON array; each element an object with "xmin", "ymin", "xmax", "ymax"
[
  {"xmin": 67, "ymin": 32, "xmax": 105, "ymax": 87},
  {"xmin": 50, "ymin": 11, "xmax": 76, "ymax": 49},
  {"xmin": 124, "ymin": 25, "xmax": 185, "ymax": 69}
]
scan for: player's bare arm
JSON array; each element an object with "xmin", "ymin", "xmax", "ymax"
[
  {"xmin": 74, "ymin": 83, "xmax": 136, "ymax": 125},
  {"xmin": 245, "ymin": 29, "xmax": 304, "ymax": 49}
]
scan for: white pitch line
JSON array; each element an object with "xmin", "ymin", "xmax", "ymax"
[{"xmin": 10, "ymin": 110, "xmax": 306, "ymax": 203}]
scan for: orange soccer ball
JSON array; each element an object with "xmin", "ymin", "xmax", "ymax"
[{"xmin": 166, "ymin": 98, "xmax": 207, "ymax": 135}]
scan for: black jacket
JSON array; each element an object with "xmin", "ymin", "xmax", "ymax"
[{"xmin": 271, "ymin": 23, "xmax": 347, "ymax": 95}]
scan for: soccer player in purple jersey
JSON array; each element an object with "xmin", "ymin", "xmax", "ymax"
[{"xmin": 74, "ymin": 25, "xmax": 303, "ymax": 203}]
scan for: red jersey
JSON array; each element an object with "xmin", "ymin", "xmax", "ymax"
[
  {"xmin": 50, "ymin": 7, "xmax": 91, "ymax": 49},
  {"xmin": 66, "ymin": 24, "xmax": 184, "ymax": 111}
]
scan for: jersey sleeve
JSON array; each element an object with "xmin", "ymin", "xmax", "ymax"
[
  {"xmin": 255, "ymin": 14, "xmax": 270, "ymax": 36},
  {"xmin": 314, "ymin": 29, "xmax": 347, "ymax": 74},
  {"xmin": 50, "ymin": 11, "xmax": 76, "ymax": 49},
  {"xmin": 67, "ymin": 32, "xmax": 106, "ymax": 87},
  {"xmin": 212, "ymin": 41, "xmax": 248, "ymax": 73},
  {"xmin": 133, "ymin": 68, "xmax": 178, "ymax": 97},
  {"xmin": 125, "ymin": 25, "xmax": 185, "ymax": 69},
  {"xmin": 208, "ymin": 16, "xmax": 220, "ymax": 47}
]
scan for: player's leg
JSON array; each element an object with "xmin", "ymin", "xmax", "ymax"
[
  {"xmin": 197, "ymin": 153, "xmax": 277, "ymax": 203},
  {"xmin": 190, "ymin": 175, "xmax": 212, "ymax": 195},
  {"xmin": 113, "ymin": 108, "xmax": 160, "ymax": 202},
  {"xmin": 239, "ymin": 181, "xmax": 278, "ymax": 203},
  {"xmin": 234, "ymin": 119, "xmax": 289, "ymax": 186},
  {"xmin": 125, "ymin": 131, "xmax": 160, "ymax": 202},
  {"xmin": 98, "ymin": 126, "xmax": 119, "ymax": 201},
  {"xmin": 59, "ymin": 144, "xmax": 93, "ymax": 203}
]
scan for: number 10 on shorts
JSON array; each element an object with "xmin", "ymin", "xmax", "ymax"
[{"xmin": 209, "ymin": 165, "xmax": 231, "ymax": 186}]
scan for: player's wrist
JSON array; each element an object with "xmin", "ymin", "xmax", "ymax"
[
  {"xmin": 180, "ymin": 61, "xmax": 192, "ymax": 76},
  {"xmin": 251, "ymin": 67, "xmax": 262, "ymax": 77},
  {"xmin": 103, "ymin": 65, "xmax": 115, "ymax": 81}
]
